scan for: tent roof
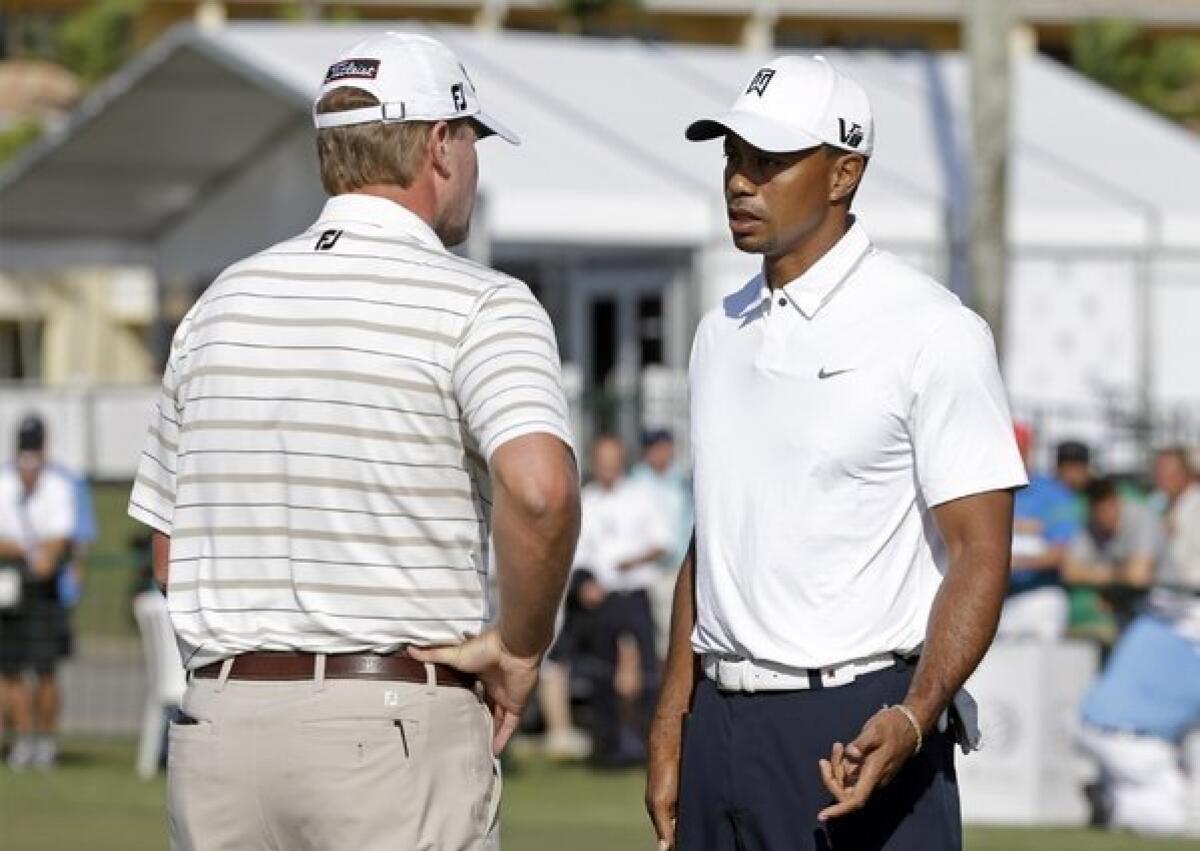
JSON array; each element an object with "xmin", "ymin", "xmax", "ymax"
[{"xmin": 2, "ymin": 22, "xmax": 1198, "ymax": 273}]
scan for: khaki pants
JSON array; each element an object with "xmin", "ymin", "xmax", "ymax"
[{"xmin": 168, "ymin": 667, "xmax": 501, "ymax": 851}]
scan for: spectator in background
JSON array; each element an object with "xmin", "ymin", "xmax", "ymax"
[
  {"xmin": 629, "ymin": 429, "xmax": 693, "ymax": 654},
  {"xmin": 997, "ymin": 423, "xmax": 1079, "ymax": 640},
  {"xmin": 1075, "ymin": 447, "xmax": 1200, "ymax": 836},
  {"xmin": 1055, "ymin": 439, "xmax": 1093, "ymax": 499},
  {"xmin": 574, "ymin": 434, "xmax": 671, "ymax": 766},
  {"xmin": 1064, "ymin": 477, "xmax": 1161, "ymax": 633},
  {"xmin": 0, "ymin": 415, "xmax": 77, "ymax": 770}
]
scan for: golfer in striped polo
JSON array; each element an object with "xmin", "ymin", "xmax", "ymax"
[{"xmin": 129, "ymin": 32, "xmax": 579, "ymax": 851}]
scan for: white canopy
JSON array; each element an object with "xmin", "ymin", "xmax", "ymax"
[{"xmin": 3, "ymin": 21, "xmax": 1198, "ymax": 279}]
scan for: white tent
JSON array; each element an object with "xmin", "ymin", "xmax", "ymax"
[{"xmin": 2, "ymin": 22, "xmax": 1198, "ymax": 449}]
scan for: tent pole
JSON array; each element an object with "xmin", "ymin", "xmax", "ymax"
[{"xmin": 964, "ymin": 0, "xmax": 1013, "ymax": 360}]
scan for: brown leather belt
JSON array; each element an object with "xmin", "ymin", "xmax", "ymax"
[{"xmin": 193, "ymin": 650, "xmax": 476, "ymax": 689}]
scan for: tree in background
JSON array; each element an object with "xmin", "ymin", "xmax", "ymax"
[
  {"xmin": 0, "ymin": 0, "xmax": 143, "ymax": 165},
  {"xmin": 56, "ymin": 0, "xmax": 144, "ymax": 85},
  {"xmin": 1072, "ymin": 18, "xmax": 1200, "ymax": 132}
]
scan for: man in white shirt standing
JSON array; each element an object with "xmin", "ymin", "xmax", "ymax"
[
  {"xmin": 0, "ymin": 415, "xmax": 77, "ymax": 770},
  {"xmin": 128, "ymin": 33, "xmax": 579, "ymax": 851},
  {"xmin": 646, "ymin": 57, "xmax": 1026, "ymax": 851},
  {"xmin": 574, "ymin": 434, "xmax": 671, "ymax": 765}
]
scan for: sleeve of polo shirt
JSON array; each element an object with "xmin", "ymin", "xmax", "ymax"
[
  {"xmin": 128, "ymin": 329, "xmax": 186, "ymax": 536},
  {"xmin": 453, "ymin": 283, "xmax": 575, "ymax": 463},
  {"xmin": 909, "ymin": 308, "xmax": 1028, "ymax": 508}
]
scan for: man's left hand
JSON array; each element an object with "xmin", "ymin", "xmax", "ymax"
[
  {"xmin": 410, "ymin": 629, "xmax": 541, "ymax": 756},
  {"xmin": 816, "ymin": 706, "xmax": 920, "ymax": 821}
]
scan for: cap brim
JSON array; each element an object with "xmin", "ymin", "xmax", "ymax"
[
  {"xmin": 474, "ymin": 111, "xmax": 520, "ymax": 145},
  {"xmin": 685, "ymin": 111, "xmax": 823, "ymax": 154}
]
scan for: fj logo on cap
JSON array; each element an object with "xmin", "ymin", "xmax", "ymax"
[
  {"xmin": 747, "ymin": 69, "xmax": 776, "ymax": 97},
  {"xmin": 324, "ymin": 58, "xmax": 381, "ymax": 83},
  {"xmin": 451, "ymin": 83, "xmax": 467, "ymax": 112},
  {"xmin": 838, "ymin": 118, "xmax": 864, "ymax": 148}
]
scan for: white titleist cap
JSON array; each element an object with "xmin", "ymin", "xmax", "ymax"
[
  {"xmin": 686, "ymin": 55, "xmax": 873, "ymax": 156},
  {"xmin": 313, "ymin": 32, "xmax": 519, "ymax": 144}
]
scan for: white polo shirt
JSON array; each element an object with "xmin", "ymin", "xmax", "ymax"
[
  {"xmin": 575, "ymin": 478, "xmax": 672, "ymax": 593},
  {"xmin": 0, "ymin": 464, "xmax": 76, "ymax": 554},
  {"xmin": 128, "ymin": 194, "xmax": 574, "ymax": 668},
  {"xmin": 689, "ymin": 221, "xmax": 1027, "ymax": 670}
]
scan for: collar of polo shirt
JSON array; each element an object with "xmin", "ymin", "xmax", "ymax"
[
  {"xmin": 316, "ymin": 194, "xmax": 445, "ymax": 252},
  {"xmin": 767, "ymin": 220, "xmax": 872, "ymax": 319}
]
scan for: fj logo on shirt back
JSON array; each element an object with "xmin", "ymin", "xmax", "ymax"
[
  {"xmin": 314, "ymin": 230, "xmax": 343, "ymax": 251},
  {"xmin": 747, "ymin": 69, "xmax": 776, "ymax": 97},
  {"xmin": 838, "ymin": 118, "xmax": 864, "ymax": 148}
]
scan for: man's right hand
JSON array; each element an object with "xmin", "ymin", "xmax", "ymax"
[
  {"xmin": 410, "ymin": 629, "xmax": 541, "ymax": 755},
  {"xmin": 645, "ymin": 709, "xmax": 686, "ymax": 851}
]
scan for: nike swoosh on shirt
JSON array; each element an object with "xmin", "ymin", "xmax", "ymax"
[{"xmin": 817, "ymin": 367, "xmax": 855, "ymax": 380}]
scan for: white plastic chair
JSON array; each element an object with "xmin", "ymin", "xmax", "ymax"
[{"xmin": 132, "ymin": 590, "xmax": 187, "ymax": 779}]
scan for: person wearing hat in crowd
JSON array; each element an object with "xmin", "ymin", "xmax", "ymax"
[
  {"xmin": 1055, "ymin": 439, "xmax": 1093, "ymax": 499},
  {"xmin": 645, "ymin": 56, "xmax": 1026, "ymax": 851},
  {"xmin": 995, "ymin": 423, "xmax": 1079, "ymax": 641},
  {"xmin": 572, "ymin": 434, "xmax": 672, "ymax": 766},
  {"xmin": 0, "ymin": 414, "xmax": 77, "ymax": 770},
  {"xmin": 629, "ymin": 428, "xmax": 693, "ymax": 653},
  {"xmin": 127, "ymin": 32, "xmax": 579, "ymax": 850}
]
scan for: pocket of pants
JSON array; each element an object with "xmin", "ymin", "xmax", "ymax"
[
  {"xmin": 166, "ymin": 714, "xmax": 217, "ymax": 776},
  {"xmin": 297, "ymin": 716, "xmax": 422, "ymax": 772}
]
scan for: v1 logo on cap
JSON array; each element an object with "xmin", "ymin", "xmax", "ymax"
[
  {"xmin": 746, "ymin": 69, "xmax": 776, "ymax": 97},
  {"xmin": 451, "ymin": 83, "xmax": 467, "ymax": 112},
  {"xmin": 838, "ymin": 118, "xmax": 864, "ymax": 148}
]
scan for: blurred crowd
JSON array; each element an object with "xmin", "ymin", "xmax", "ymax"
[
  {"xmin": 998, "ymin": 426, "xmax": 1200, "ymax": 836},
  {"xmin": 536, "ymin": 429, "xmax": 692, "ymax": 768},
  {"xmin": 536, "ymin": 423, "xmax": 1200, "ymax": 835},
  {"xmin": 0, "ymin": 413, "xmax": 95, "ymax": 771}
]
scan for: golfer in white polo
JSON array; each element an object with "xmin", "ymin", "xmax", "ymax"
[{"xmin": 646, "ymin": 56, "xmax": 1027, "ymax": 851}]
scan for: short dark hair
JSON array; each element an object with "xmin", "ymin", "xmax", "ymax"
[
  {"xmin": 641, "ymin": 428, "xmax": 673, "ymax": 448},
  {"xmin": 16, "ymin": 414, "xmax": 45, "ymax": 452},
  {"xmin": 1056, "ymin": 440, "xmax": 1091, "ymax": 467},
  {"xmin": 1085, "ymin": 476, "xmax": 1118, "ymax": 505}
]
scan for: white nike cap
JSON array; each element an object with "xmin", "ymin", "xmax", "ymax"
[
  {"xmin": 313, "ymin": 32, "xmax": 519, "ymax": 145},
  {"xmin": 686, "ymin": 55, "xmax": 873, "ymax": 156}
]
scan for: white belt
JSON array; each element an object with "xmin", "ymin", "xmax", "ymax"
[{"xmin": 701, "ymin": 652, "xmax": 899, "ymax": 693}]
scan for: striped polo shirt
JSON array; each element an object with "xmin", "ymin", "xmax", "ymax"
[{"xmin": 128, "ymin": 194, "xmax": 575, "ymax": 668}]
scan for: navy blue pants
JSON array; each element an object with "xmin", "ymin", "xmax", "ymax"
[{"xmin": 677, "ymin": 659, "xmax": 961, "ymax": 851}]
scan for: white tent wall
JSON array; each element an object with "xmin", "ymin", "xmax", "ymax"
[
  {"xmin": 1, "ymin": 22, "xmax": 1199, "ymax": 467},
  {"xmin": 1154, "ymin": 259, "xmax": 1200, "ymax": 413}
]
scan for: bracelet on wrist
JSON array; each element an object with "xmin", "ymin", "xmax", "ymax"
[{"xmin": 885, "ymin": 703, "xmax": 923, "ymax": 756}]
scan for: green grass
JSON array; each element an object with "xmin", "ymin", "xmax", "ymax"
[{"xmin": 2, "ymin": 739, "xmax": 1197, "ymax": 851}]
